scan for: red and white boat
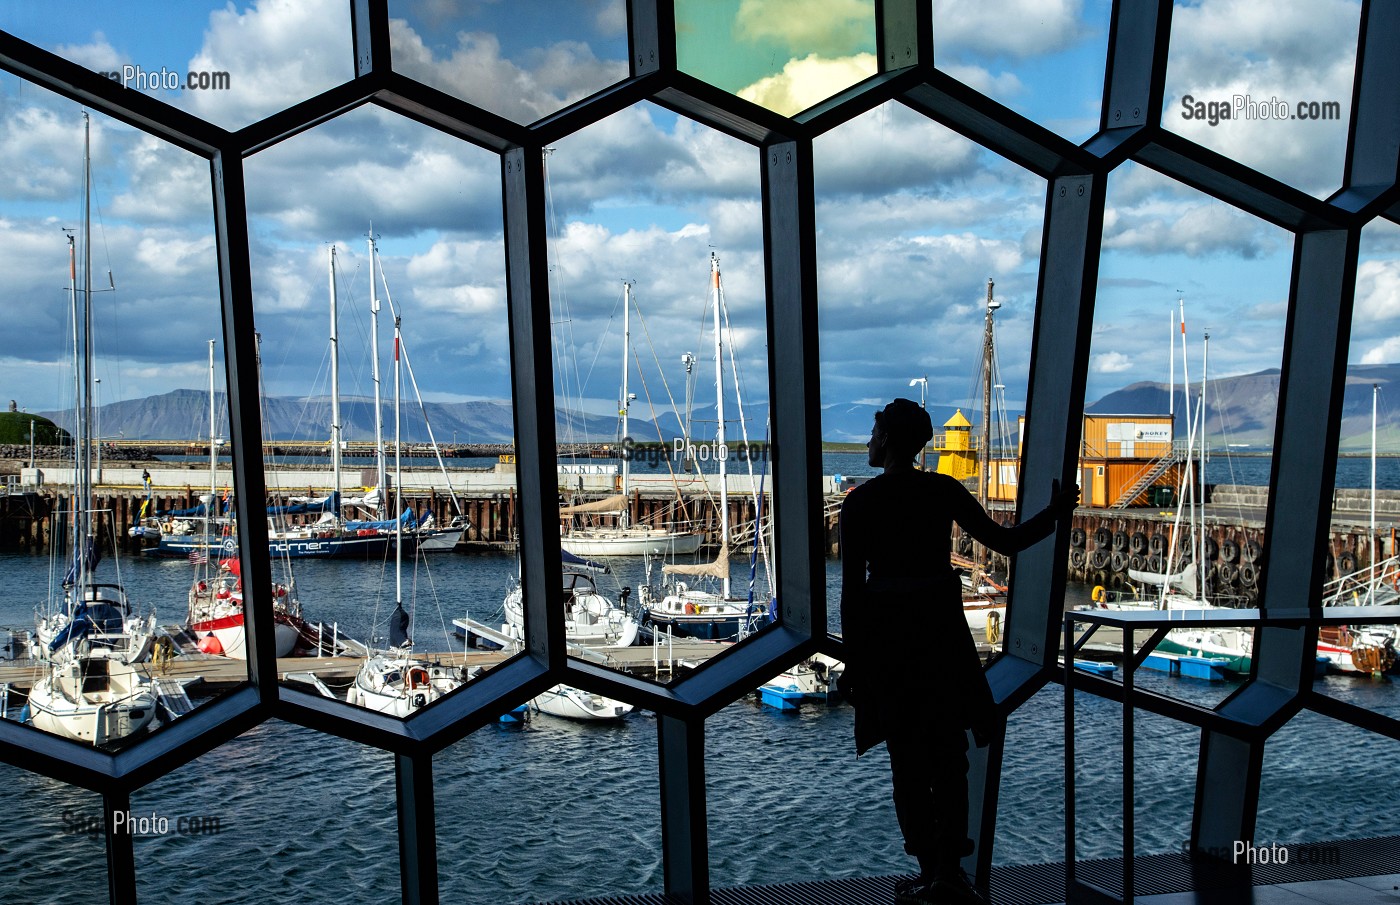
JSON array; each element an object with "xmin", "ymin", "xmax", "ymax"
[{"xmin": 187, "ymin": 558, "xmax": 306, "ymax": 659}]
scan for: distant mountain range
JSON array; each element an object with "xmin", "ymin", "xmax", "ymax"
[
  {"xmin": 824, "ymin": 363, "xmax": 1400, "ymax": 451},
  {"xmin": 37, "ymin": 388, "xmax": 696, "ymax": 447},
  {"xmin": 34, "ymin": 363, "xmax": 1400, "ymax": 450}
]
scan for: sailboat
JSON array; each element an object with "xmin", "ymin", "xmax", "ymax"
[
  {"xmin": 361, "ymin": 232, "xmax": 470, "ymax": 553},
  {"xmin": 559, "ymin": 281, "xmax": 705, "ymax": 558},
  {"xmin": 346, "ymin": 308, "xmax": 464, "ymax": 716},
  {"xmin": 28, "ymin": 114, "xmax": 158, "ymax": 745},
  {"xmin": 183, "ymin": 340, "xmax": 311, "ymax": 659},
  {"xmin": 501, "ymin": 564, "xmax": 640, "ymax": 649},
  {"xmin": 1118, "ymin": 303, "xmax": 1254, "ymax": 674},
  {"xmin": 1317, "ymin": 383, "xmax": 1400, "ymax": 674},
  {"xmin": 640, "ymin": 254, "xmax": 775, "ymax": 642}
]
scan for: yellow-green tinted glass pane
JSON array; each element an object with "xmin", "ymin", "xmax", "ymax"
[{"xmin": 676, "ymin": 0, "xmax": 878, "ymax": 115}]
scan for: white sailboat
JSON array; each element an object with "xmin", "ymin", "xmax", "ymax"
[
  {"xmin": 346, "ymin": 310, "xmax": 464, "ymax": 716},
  {"xmin": 1317, "ymin": 383, "xmax": 1399, "ymax": 674},
  {"xmin": 501, "ymin": 567, "xmax": 640, "ymax": 649},
  {"xmin": 1117, "ymin": 303, "xmax": 1253, "ymax": 673},
  {"xmin": 28, "ymin": 114, "xmax": 157, "ymax": 745},
  {"xmin": 641, "ymin": 254, "xmax": 774, "ymax": 641},
  {"xmin": 560, "ymin": 280, "xmax": 704, "ymax": 558},
  {"xmin": 358, "ymin": 232, "xmax": 469, "ymax": 553}
]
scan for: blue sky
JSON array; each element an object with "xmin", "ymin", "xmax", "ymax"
[{"xmin": 0, "ymin": 0, "xmax": 1394, "ymax": 442}]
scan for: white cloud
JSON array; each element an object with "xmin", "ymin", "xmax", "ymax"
[
  {"xmin": 932, "ymin": 0, "xmax": 1085, "ymax": 59},
  {"xmin": 1356, "ymin": 260, "xmax": 1400, "ymax": 323},
  {"xmin": 181, "ymin": 0, "xmax": 355, "ymax": 128},
  {"xmin": 1164, "ymin": 0, "xmax": 1361, "ymax": 196},
  {"xmin": 737, "ymin": 52, "xmax": 877, "ymax": 117},
  {"xmin": 1361, "ymin": 336, "xmax": 1400, "ymax": 366},
  {"xmin": 735, "ymin": 0, "xmax": 875, "ymax": 57},
  {"xmin": 1095, "ymin": 351, "xmax": 1134, "ymax": 374}
]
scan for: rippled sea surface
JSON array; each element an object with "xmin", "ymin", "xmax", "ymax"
[{"xmin": 3, "ymin": 523, "xmax": 1399, "ymax": 902}]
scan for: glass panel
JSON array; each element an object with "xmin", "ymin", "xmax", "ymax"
[
  {"xmin": 133, "ymin": 719, "xmax": 399, "ymax": 902},
  {"xmin": 1087, "ymin": 161, "xmax": 1289, "ymax": 619},
  {"xmin": 932, "ymin": 0, "xmax": 1111, "ymax": 144},
  {"xmin": 389, "ymin": 0, "xmax": 630, "ymax": 124},
  {"xmin": 1163, "ymin": 0, "xmax": 1358, "ymax": 198},
  {"xmin": 2, "ymin": 1, "xmax": 355, "ymax": 131},
  {"xmin": 814, "ymin": 102, "xmax": 1043, "ymax": 640},
  {"xmin": 0, "ymin": 763, "xmax": 109, "ymax": 902},
  {"xmin": 543, "ymin": 102, "xmax": 773, "ymax": 680},
  {"xmin": 244, "ymin": 105, "xmax": 516, "ymax": 714},
  {"xmin": 676, "ymin": 0, "xmax": 878, "ymax": 116},
  {"xmin": 1258, "ymin": 688, "xmax": 1400, "ymax": 848},
  {"xmin": 706, "ymin": 697, "xmax": 906, "ymax": 885},
  {"xmin": 0, "ymin": 75, "xmax": 234, "ymax": 745},
  {"xmin": 1318, "ymin": 218, "xmax": 1400, "ymax": 668},
  {"xmin": 436, "ymin": 709, "xmax": 661, "ymax": 903}
]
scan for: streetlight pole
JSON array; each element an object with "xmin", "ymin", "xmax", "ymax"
[{"xmin": 909, "ymin": 375, "xmax": 928, "ymax": 470}]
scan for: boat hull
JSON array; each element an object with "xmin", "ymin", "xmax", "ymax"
[
  {"xmin": 27, "ymin": 667, "xmax": 156, "ymax": 746},
  {"xmin": 147, "ymin": 533, "xmax": 392, "ymax": 559},
  {"xmin": 562, "ymin": 530, "xmax": 704, "ymax": 557},
  {"xmin": 189, "ymin": 614, "xmax": 302, "ymax": 659},
  {"xmin": 531, "ymin": 685, "xmax": 632, "ymax": 721}
]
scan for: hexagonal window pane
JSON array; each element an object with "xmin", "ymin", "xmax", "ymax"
[
  {"xmin": 1085, "ymin": 161, "xmax": 1289, "ymax": 625},
  {"xmin": 932, "ymin": 0, "xmax": 1110, "ymax": 143},
  {"xmin": 436, "ymin": 709, "xmax": 661, "ymax": 901},
  {"xmin": 1163, "ymin": 0, "xmax": 1358, "ymax": 198},
  {"xmin": 1318, "ymin": 216, "xmax": 1400, "ymax": 673},
  {"xmin": 815, "ymin": 102, "xmax": 1043, "ymax": 647},
  {"xmin": 0, "ymin": 78, "xmax": 235, "ymax": 746},
  {"xmin": 676, "ymin": 0, "xmax": 878, "ymax": 116},
  {"xmin": 540, "ymin": 101, "xmax": 774, "ymax": 683},
  {"xmin": 389, "ymin": 0, "xmax": 630, "ymax": 125},
  {"xmin": 3, "ymin": 1, "xmax": 356, "ymax": 131},
  {"xmin": 132, "ymin": 719, "xmax": 400, "ymax": 902},
  {"xmin": 243, "ymin": 105, "xmax": 518, "ymax": 715}
]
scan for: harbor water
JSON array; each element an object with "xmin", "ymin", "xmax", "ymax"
[{"xmin": 1, "ymin": 544, "xmax": 1398, "ymax": 904}]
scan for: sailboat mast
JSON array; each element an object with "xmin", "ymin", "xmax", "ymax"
[
  {"xmin": 1200, "ymin": 331, "xmax": 1209, "ymax": 601},
  {"xmin": 980, "ymin": 278, "xmax": 999, "ymax": 510},
  {"xmin": 394, "ymin": 316, "xmax": 403, "ymax": 610},
  {"xmin": 369, "ymin": 230, "xmax": 386, "ymax": 515},
  {"xmin": 66, "ymin": 230, "xmax": 82, "ymax": 574},
  {"xmin": 712, "ymin": 253, "xmax": 729, "ymax": 598},
  {"xmin": 207, "ymin": 339, "xmax": 217, "ymax": 569},
  {"xmin": 328, "ymin": 245, "xmax": 343, "ymax": 522},
  {"xmin": 1372, "ymin": 384, "xmax": 1379, "ymax": 571},
  {"xmin": 620, "ymin": 280, "xmax": 631, "ymax": 529},
  {"xmin": 80, "ymin": 112, "xmax": 95, "ymax": 580}
]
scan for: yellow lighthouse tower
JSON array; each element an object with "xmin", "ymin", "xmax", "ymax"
[{"xmin": 934, "ymin": 409, "xmax": 978, "ymax": 480}]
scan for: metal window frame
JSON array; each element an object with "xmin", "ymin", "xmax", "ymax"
[{"xmin": 0, "ymin": 1, "xmax": 1396, "ymax": 903}]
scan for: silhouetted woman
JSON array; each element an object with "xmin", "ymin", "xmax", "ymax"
[{"xmin": 839, "ymin": 398, "xmax": 1077, "ymax": 905}]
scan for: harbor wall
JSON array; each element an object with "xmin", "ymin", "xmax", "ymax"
[{"xmin": 0, "ymin": 478, "xmax": 776, "ymax": 555}]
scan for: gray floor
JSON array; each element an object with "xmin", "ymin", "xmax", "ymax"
[{"xmin": 540, "ymin": 836, "xmax": 1400, "ymax": 905}]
